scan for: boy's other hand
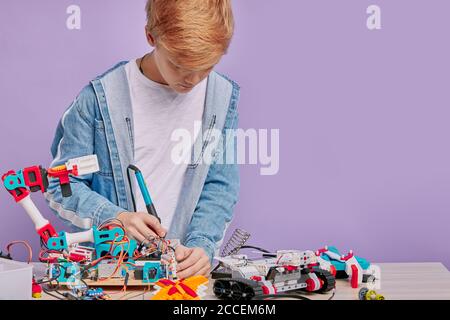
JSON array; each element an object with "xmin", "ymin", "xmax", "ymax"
[
  {"xmin": 117, "ymin": 212, "xmax": 167, "ymax": 243},
  {"xmin": 175, "ymin": 245, "xmax": 211, "ymax": 279}
]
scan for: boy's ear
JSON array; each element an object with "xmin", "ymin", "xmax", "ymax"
[{"xmin": 145, "ymin": 26, "xmax": 156, "ymax": 47}]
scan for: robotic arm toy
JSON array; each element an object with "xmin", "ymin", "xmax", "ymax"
[
  {"xmin": 2, "ymin": 155, "xmax": 131, "ymax": 259},
  {"xmin": 2, "ymin": 155, "xmax": 100, "ymax": 246},
  {"xmin": 2, "ymin": 155, "xmax": 178, "ymax": 287}
]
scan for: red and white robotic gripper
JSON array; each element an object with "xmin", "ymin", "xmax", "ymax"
[{"xmin": 341, "ymin": 251, "xmax": 363, "ymax": 288}]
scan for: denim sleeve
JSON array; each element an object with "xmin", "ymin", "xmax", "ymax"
[
  {"xmin": 45, "ymin": 88, "xmax": 124, "ymax": 230},
  {"xmin": 184, "ymin": 107, "xmax": 240, "ymax": 262}
]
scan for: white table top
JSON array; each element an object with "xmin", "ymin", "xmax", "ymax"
[{"xmin": 34, "ymin": 262, "xmax": 450, "ymax": 300}]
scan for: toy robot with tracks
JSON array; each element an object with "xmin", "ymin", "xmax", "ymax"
[
  {"xmin": 212, "ymin": 249, "xmax": 336, "ymax": 300},
  {"xmin": 212, "ymin": 229, "xmax": 379, "ymax": 300}
]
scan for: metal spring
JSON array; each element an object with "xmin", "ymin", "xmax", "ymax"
[{"xmin": 221, "ymin": 228, "xmax": 251, "ymax": 257}]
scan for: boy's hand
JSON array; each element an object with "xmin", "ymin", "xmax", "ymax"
[
  {"xmin": 175, "ymin": 245, "xmax": 211, "ymax": 279},
  {"xmin": 117, "ymin": 212, "xmax": 167, "ymax": 243}
]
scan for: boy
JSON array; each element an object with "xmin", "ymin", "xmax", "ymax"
[{"xmin": 46, "ymin": 0, "xmax": 240, "ymax": 279}]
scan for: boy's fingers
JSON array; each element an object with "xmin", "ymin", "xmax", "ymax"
[
  {"xmin": 177, "ymin": 258, "xmax": 208, "ymax": 279},
  {"xmin": 127, "ymin": 227, "xmax": 146, "ymax": 244},
  {"xmin": 176, "ymin": 246, "xmax": 193, "ymax": 262},
  {"xmin": 175, "ymin": 246, "xmax": 186, "ymax": 261},
  {"xmin": 199, "ymin": 265, "xmax": 211, "ymax": 276},
  {"xmin": 177, "ymin": 264, "xmax": 195, "ymax": 280},
  {"xmin": 135, "ymin": 222, "xmax": 159, "ymax": 243},
  {"xmin": 177, "ymin": 249, "xmax": 203, "ymax": 271},
  {"xmin": 141, "ymin": 213, "xmax": 167, "ymax": 237}
]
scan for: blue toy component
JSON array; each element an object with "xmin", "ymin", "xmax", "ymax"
[
  {"xmin": 320, "ymin": 246, "xmax": 370, "ymax": 271},
  {"xmin": 142, "ymin": 261, "xmax": 165, "ymax": 284},
  {"xmin": 46, "ymin": 227, "xmax": 126, "ymax": 251},
  {"xmin": 3, "ymin": 170, "xmax": 26, "ymax": 191},
  {"xmin": 94, "ymin": 227, "xmax": 125, "ymax": 244},
  {"xmin": 87, "ymin": 288, "xmax": 104, "ymax": 297},
  {"xmin": 45, "ymin": 227, "xmax": 137, "ymax": 263},
  {"xmin": 95, "ymin": 239, "xmax": 138, "ymax": 260},
  {"xmin": 47, "ymin": 231, "xmax": 68, "ymax": 250},
  {"xmin": 52, "ymin": 262, "xmax": 81, "ymax": 284}
]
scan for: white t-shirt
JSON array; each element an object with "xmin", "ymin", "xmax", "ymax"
[{"xmin": 125, "ymin": 58, "xmax": 206, "ymax": 229}]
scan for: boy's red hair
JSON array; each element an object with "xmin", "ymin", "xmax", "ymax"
[{"xmin": 145, "ymin": 0, "xmax": 234, "ymax": 70}]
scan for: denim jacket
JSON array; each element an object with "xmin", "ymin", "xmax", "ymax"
[{"xmin": 45, "ymin": 61, "xmax": 240, "ymax": 262}]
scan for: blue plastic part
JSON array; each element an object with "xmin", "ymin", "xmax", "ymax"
[
  {"xmin": 93, "ymin": 227, "xmax": 125, "ymax": 244},
  {"xmin": 320, "ymin": 246, "xmax": 371, "ymax": 271},
  {"xmin": 47, "ymin": 232, "xmax": 68, "ymax": 250},
  {"xmin": 87, "ymin": 288, "xmax": 104, "ymax": 297},
  {"xmin": 94, "ymin": 239, "xmax": 138, "ymax": 260},
  {"xmin": 3, "ymin": 170, "xmax": 26, "ymax": 191},
  {"xmin": 54, "ymin": 262, "xmax": 81, "ymax": 284},
  {"xmin": 142, "ymin": 261, "xmax": 164, "ymax": 284},
  {"xmin": 135, "ymin": 171, "xmax": 153, "ymax": 206}
]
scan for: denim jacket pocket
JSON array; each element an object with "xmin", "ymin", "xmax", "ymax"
[
  {"xmin": 125, "ymin": 117, "xmax": 134, "ymax": 151},
  {"xmin": 188, "ymin": 115, "xmax": 216, "ymax": 170},
  {"xmin": 94, "ymin": 118, "xmax": 105, "ymax": 131},
  {"xmin": 94, "ymin": 118, "xmax": 114, "ymax": 176}
]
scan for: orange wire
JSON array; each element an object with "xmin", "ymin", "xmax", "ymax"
[{"xmin": 97, "ymin": 236, "xmax": 127, "ymax": 282}]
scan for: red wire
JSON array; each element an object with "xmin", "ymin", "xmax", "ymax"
[{"xmin": 6, "ymin": 240, "xmax": 33, "ymax": 263}]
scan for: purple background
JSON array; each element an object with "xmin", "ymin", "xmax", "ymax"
[{"xmin": 1, "ymin": 0, "xmax": 449, "ymax": 267}]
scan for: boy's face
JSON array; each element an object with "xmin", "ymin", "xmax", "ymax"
[{"xmin": 153, "ymin": 45, "xmax": 215, "ymax": 94}]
